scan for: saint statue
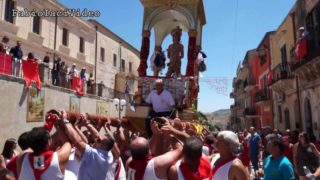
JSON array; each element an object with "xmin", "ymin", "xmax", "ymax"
[{"xmin": 166, "ymin": 26, "xmax": 184, "ymax": 77}]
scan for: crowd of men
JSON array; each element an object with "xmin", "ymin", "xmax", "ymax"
[{"xmin": 0, "ymin": 108, "xmax": 319, "ymax": 180}]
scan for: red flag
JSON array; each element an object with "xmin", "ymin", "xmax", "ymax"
[
  {"xmin": 295, "ymin": 37, "xmax": 307, "ymax": 61},
  {"xmin": 71, "ymin": 76, "xmax": 84, "ymax": 96},
  {"xmin": 0, "ymin": 52, "xmax": 12, "ymax": 75},
  {"xmin": 22, "ymin": 59, "xmax": 42, "ymax": 90},
  {"xmin": 267, "ymin": 70, "xmax": 274, "ymax": 85}
]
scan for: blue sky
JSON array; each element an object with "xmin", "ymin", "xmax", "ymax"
[{"xmin": 60, "ymin": 0, "xmax": 295, "ymax": 112}]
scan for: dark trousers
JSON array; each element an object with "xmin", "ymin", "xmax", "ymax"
[
  {"xmin": 145, "ymin": 111, "xmax": 171, "ymax": 138},
  {"xmin": 52, "ymin": 71, "xmax": 59, "ymax": 86}
]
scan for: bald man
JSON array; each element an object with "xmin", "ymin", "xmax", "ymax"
[
  {"xmin": 168, "ymin": 136, "xmax": 212, "ymax": 180},
  {"xmin": 126, "ymin": 121, "xmax": 185, "ymax": 180}
]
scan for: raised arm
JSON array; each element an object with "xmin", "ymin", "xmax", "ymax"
[
  {"xmin": 103, "ymin": 122, "xmax": 120, "ymax": 160},
  {"xmin": 149, "ymin": 121, "xmax": 166, "ymax": 156},
  {"xmin": 58, "ymin": 111, "xmax": 85, "ymax": 157},
  {"xmin": 73, "ymin": 118, "xmax": 88, "ymax": 144},
  {"xmin": 161, "ymin": 121, "xmax": 189, "ymax": 143},
  {"xmin": 154, "ymin": 136, "xmax": 183, "ymax": 179},
  {"xmin": 82, "ymin": 114, "xmax": 102, "ymax": 141}
]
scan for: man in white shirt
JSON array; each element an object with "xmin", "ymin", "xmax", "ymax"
[{"xmin": 145, "ymin": 79, "xmax": 175, "ymax": 138}]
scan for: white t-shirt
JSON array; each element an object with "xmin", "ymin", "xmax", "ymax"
[
  {"xmin": 77, "ymin": 145, "xmax": 114, "ymax": 180},
  {"xmin": 145, "ymin": 89, "xmax": 175, "ymax": 113},
  {"xmin": 64, "ymin": 148, "xmax": 80, "ymax": 180}
]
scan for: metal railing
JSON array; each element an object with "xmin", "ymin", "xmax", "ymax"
[
  {"xmin": 254, "ymin": 89, "xmax": 271, "ymax": 103},
  {"xmin": 290, "ymin": 26, "xmax": 320, "ymax": 71},
  {"xmin": 244, "ymin": 107, "xmax": 256, "ymax": 116},
  {"xmin": 271, "ymin": 63, "xmax": 292, "ymax": 84}
]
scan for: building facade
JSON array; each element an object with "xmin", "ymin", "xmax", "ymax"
[
  {"xmin": 231, "ymin": 0, "xmax": 320, "ymax": 140},
  {"xmin": 0, "ymin": 0, "xmax": 140, "ymax": 99}
]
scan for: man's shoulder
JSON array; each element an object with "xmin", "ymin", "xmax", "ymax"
[
  {"xmin": 163, "ymin": 89, "xmax": 171, "ymax": 94},
  {"xmin": 279, "ymin": 156, "xmax": 293, "ymax": 167}
]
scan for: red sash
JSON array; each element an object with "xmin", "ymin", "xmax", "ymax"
[
  {"xmin": 128, "ymin": 155, "xmax": 153, "ymax": 180},
  {"xmin": 6, "ymin": 156, "xmax": 18, "ymax": 179},
  {"xmin": 28, "ymin": 151, "xmax": 54, "ymax": 180},
  {"xmin": 211, "ymin": 156, "xmax": 236, "ymax": 178},
  {"xmin": 115, "ymin": 161, "xmax": 121, "ymax": 180},
  {"xmin": 180, "ymin": 157, "xmax": 212, "ymax": 180}
]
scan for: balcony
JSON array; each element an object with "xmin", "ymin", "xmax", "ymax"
[
  {"xmin": 230, "ymin": 105, "xmax": 237, "ymax": 117},
  {"xmin": 236, "ymin": 107, "xmax": 245, "ymax": 118},
  {"xmin": 244, "ymin": 77, "xmax": 256, "ymax": 92},
  {"xmin": 237, "ymin": 67, "xmax": 249, "ymax": 81},
  {"xmin": 244, "ymin": 108, "xmax": 259, "ymax": 118},
  {"xmin": 269, "ymin": 63, "xmax": 295, "ymax": 94},
  {"xmin": 290, "ymin": 28, "xmax": 320, "ymax": 82},
  {"xmin": 254, "ymin": 89, "xmax": 271, "ymax": 105}
]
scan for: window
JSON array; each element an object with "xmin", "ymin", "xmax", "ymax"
[
  {"xmin": 129, "ymin": 62, "xmax": 132, "ymax": 72},
  {"xmin": 62, "ymin": 28, "xmax": 68, "ymax": 46},
  {"xmin": 100, "ymin": 47, "xmax": 105, "ymax": 62},
  {"xmin": 121, "ymin": 59, "xmax": 125, "ymax": 72},
  {"xmin": 32, "ymin": 15, "xmax": 41, "ymax": 34},
  {"xmin": 5, "ymin": 0, "xmax": 14, "ymax": 23},
  {"xmin": 280, "ymin": 45, "xmax": 287, "ymax": 64},
  {"xmin": 79, "ymin": 37, "xmax": 84, "ymax": 53},
  {"xmin": 113, "ymin": 54, "xmax": 117, "ymax": 67}
]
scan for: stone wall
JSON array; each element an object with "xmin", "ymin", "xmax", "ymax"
[{"xmin": 0, "ymin": 74, "xmax": 124, "ymax": 149}]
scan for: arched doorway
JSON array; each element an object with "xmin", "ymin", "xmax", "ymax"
[
  {"xmin": 304, "ymin": 98, "xmax": 313, "ymax": 133},
  {"xmin": 284, "ymin": 108, "xmax": 290, "ymax": 130}
]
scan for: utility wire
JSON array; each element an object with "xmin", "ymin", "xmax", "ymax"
[{"xmin": 230, "ymin": 0, "xmax": 239, "ymax": 79}]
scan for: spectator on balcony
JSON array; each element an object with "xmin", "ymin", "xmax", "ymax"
[
  {"xmin": 298, "ymin": 27, "xmax": 309, "ymax": 39},
  {"xmin": 52, "ymin": 57, "xmax": 61, "ymax": 86},
  {"xmin": 87, "ymin": 73, "xmax": 95, "ymax": 94},
  {"xmin": 0, "ymin": 36, "xmax": 10, "ymax": 54},
  {"xmin": 43, "ymin": 56, "xmax": 50, "ymax": 64},
  {"xmin": 80, "ymin": 67, "xmax": 86, "ymax": 81},
  {"xmin": 68, "ymin": 63, "xmax": 78, "ymax": 88},
  {"xmin": 26, "ymin": 52, "xmax": 38, "ymax": 63},
  {"xmin": 59, "ymin": 61, "xmax": 68, "ymax": 88},
  {"xmin": 9, "ymin": 41, "xmax": 23, "ymax": 77}
]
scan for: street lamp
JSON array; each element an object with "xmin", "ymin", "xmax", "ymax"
[{"xmin": 113, "ymin": 98, "xmax": 126, "ymax": 119}]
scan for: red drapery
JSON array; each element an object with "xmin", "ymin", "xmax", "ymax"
[
  {"xmin": 267, "ymin": 70, "xmax": 274, "ymax": 85},
  {"xmin": 22, "ymin": 60, "xmax": 42, "ymax": 90},
  {"xmin": 295, "ymin": 37, "xmax": 307, "ymax": 61},
  {"xmin": 186, "ymin": 36, "xmax": 197, "ymax": 76},
  {"xmin": 71, "ymin": 77, "xmax": 84, "ymax": 96},
  {"xmin": 0, "ymin": 52, "xmax": 12, "ymax": 75},
  {"xmin": 138, "ymin": 32, "xmax": 150, "ymax": 77}
]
